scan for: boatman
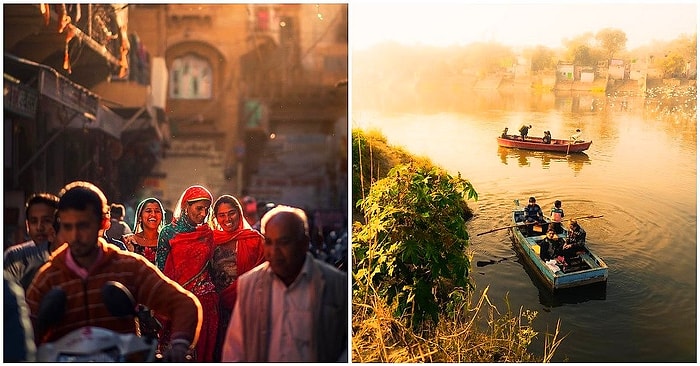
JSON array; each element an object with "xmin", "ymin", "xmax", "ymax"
[
  {"xmin": 519, "ymin": 124, "xmax": 532, "ymax": 141},
  {"xmin": 570, "ymin": 128, "xmax": 582, "ymax": 142},
  {"xmin": 523, "ymin": 197, "xmax": 546, "ymax": 235}
]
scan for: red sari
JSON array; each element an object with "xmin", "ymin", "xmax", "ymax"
[
  {"xmin": 210, "ymin": 205, "xmax": 265, "ymax": 362},
  {"xmin": 211, "ymin": 228, "xmax": 265, "ymax": 310},
  {"xmin": 162, "ymin": 224, "xmax": 218, "ymax": 362}
]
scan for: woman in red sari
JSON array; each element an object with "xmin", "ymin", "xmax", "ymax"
[
  {"xmin": 156, "ymin": 185, "xmax": 218, "ymax": 362},
  {"xmin": 209, "ymin": 194, "xmax": 265, "ymax": 361}
]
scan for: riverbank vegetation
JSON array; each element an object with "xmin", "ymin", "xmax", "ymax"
[{"xmin": 351, "ymin": 128, "xmax": 564, "ymax": 362}]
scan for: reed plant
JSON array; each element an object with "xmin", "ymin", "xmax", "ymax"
[{"xmin": 352, "ymin": 286, "xmax": 564, "ymax": 362}]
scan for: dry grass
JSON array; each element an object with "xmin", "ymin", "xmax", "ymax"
[{"xmin": 352, "ymin": 286, "xmax": 565, "ymax": 363}]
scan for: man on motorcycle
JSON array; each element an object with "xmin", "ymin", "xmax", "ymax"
[{"xmin": 26, "ymin": 181, "xmax": 203, "ymax": 362}]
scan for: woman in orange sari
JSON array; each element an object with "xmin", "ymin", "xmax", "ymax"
[
  {"xmin": 156, "ymin": 185, "xmax": 218, "ymax": 362},
  {"xmin": 209, "ymin": 194, "xmax": 265, "ymax": 361}
]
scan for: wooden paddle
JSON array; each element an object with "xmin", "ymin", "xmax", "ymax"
[
  {"xmin": 476, "ymin": 214, "xmax": 604, "ymax": 236},
  {"xmin": 476, "ymin": 221, "xmax": 543, "ymax": 236},
  {"xmin": 476, "ymin": 257, "xmax": 515, "ymax": 267}
]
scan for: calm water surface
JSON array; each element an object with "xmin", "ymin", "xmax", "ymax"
[{"xmin": 353, "ymin": 93, "xmax": 697, "ymax": 362}]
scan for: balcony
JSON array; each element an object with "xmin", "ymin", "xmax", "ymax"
[{"xmin": 4, "ymin": 4, "xmax": 126, "ymax": 88}]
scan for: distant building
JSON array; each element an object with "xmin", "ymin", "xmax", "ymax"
[
  {"xmin": 608, "ymin": 59, "xmax": 625, "ymax": 80},
  {"xmin": 556, "ymin": 62, "xmax": 574, "ymax": 81}
]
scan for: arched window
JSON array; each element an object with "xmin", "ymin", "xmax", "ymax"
[{"xmin": 169, "ymin": 54, "xmax": 212, "ymax": 99}]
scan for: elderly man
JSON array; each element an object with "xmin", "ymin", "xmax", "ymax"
[{"xmin": 222, "ymin": 205, "xmax": 347, "ymax": 362}]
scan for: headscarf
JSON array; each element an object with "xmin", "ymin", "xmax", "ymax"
[
  {"xmin": 211, "ymin": 195, "xmax": 262, "ymax": 245},
  {"xmin": 133, "ymin": 197, "xmax": 165, "ymax": 233},
  {"xmin": 210, "ymin": 194, "xmax": 265, "ymax": 311},
  {"xmin": 172, "ymin": 185, "xmax": 213, "ymax": 224}
]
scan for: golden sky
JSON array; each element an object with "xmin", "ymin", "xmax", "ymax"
[{"xmin": 350, "ymin": 1, "xmax": 697, "ymax": 50}]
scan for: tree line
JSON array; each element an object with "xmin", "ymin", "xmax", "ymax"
[{"xmin": 355, "ymin": 28, "xmax": 696, "ymax": 84}]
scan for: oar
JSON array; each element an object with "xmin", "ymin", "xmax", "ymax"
[
  {"xmin": 476, "ymin": 221, "xmax": 541, "ymax": 236},
  {"xmin": 562, "ymin": 214, "xmax": 604, "ymax": 222},
  {"xmin": 476, "ymin": 256, "xmax": 517, "ymax": 267},
  {"xmin": 476, "ymin": 214, "xmax": 604, "ymax": 236}
]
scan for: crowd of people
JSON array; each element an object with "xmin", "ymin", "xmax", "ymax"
[{"xmin": 4, "ymin": 181, "xmax": 348, "ymax": 362}]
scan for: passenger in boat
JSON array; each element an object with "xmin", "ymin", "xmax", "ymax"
[
  {"xmin": 549, "ymin": 200, "xmax": 564, "ymax": 234},
  {"xmin": 559, "ymin": 219, "xmax": 586, "ymax": 258},
  {"xmin": 537, "ymin": 227, "xmax": 563, "ymax": 261},
  {"xmin": 542, "ymin": 131, "xmax": 552, "ymax": 144},
  {"xmin": 523, "ymin": 197, "xmax": 546, "ymax": 235},
  {"xmin": 570, "ymin": 128, "xmax": 582, "ymax": 142},
  {"xmin": 518, "ymin": 124, "xmax": 532, "ymax": 141},
  {"xmin": 501, "ymin": 127, "xmax": 509, "ymax": 138}
]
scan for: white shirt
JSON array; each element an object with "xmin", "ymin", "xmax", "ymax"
[
  {"xmin": 268, "ymin": 256, "xmax": 314, "ymax": 362},
  {"xmin": 222, "ymin": 254, "xmax": 316, "ymax": 362}
]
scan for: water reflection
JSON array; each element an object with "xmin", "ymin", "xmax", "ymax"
[
  {"xmin": 539, "ymin": 283, "xmax": 607, "ymax": 308},
  {"xmin": 497, "ymin": 146, "xmax": 591, "ymax": 172},
  {"xmin": 354, "ymin": 84, "xmax": 696, "ymax": 362}
]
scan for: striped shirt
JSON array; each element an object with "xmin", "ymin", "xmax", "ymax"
[{"xmin": 26, "ymin": 239, "xmax": 202, "ymax": 347}]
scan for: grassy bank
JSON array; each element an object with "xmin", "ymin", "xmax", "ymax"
[{"xmin": 351, "ymin": 128, "xmax": 564, "ymax": 362}]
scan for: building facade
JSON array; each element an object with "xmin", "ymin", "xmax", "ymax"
[
  {"xmin": 4, "ymin": 3, "xmax": 348, "ymax": 248},
  {"xmin": 126, "ymin": 4, "xmax": 347, "ymax": 214}
]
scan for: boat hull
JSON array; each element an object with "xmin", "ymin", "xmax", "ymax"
[
  {"xmin": 510, "ymin": 210, "xmax": 608, "ymax": 291},
  {"xmin": 497, "ymin": 136, "xmax": 592, "ymax": 153}
]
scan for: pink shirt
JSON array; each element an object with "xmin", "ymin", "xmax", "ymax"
[{"xmin": 65, "ymin": 241, "xmax": 105, "ymax": 279}]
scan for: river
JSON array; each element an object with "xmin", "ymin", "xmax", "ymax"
[{"xmin": 352, "ymin": 90, "xmax": 697, "ymax": 362}]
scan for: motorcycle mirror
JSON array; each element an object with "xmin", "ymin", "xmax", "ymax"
[
  {"xmin": 37, "ymin": 287, "xmax": 67, "ymax": 331},
  {"xmin": 101, "ymin": 281, "xmax": 136, "ymax": 317}
]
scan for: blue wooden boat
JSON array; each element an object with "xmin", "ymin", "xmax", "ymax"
[{"xmin": 509, "ymin": 209, "xmax": 608, "ymax": 291}]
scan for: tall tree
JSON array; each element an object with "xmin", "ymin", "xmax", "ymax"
[
  {"xmin": 662, "ymin": 52, "xmax": 687, "ymax": 78},
  {"xmin": 530, "ymin": 46, "xmax": 555, "ymax": 72},
  {"xmin": 572, "ymin": 45, "xmax": 596, "ymax": 67},
  {"xmin": 596, "ymin": 28, "xmax": 627, "ymax": 59}
]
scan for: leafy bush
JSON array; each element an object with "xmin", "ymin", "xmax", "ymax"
[
  {"xmin": 351, "ymin": 128, "xmax": 436, "ymax": 222},
  {"xmin": 353, "ymin": 162, "xmax": 478, "ymax": 330}
]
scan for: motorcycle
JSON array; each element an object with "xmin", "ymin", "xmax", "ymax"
[{"xmin": 36, "ymin": 281, "xmax": 159, "ymax": 362}]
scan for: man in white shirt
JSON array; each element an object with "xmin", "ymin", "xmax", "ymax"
[
  {"xmin": 570, "ymin": 128, "xmax": 582, "ymax": 142},
  {"xmin": 222, "ymin": 205, "xmax": 347, "ymax": 362}
]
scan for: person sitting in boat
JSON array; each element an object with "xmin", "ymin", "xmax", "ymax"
[
  {"xmin": 570, "ymin": 128, "xmax": 582, "ymax": 142},
  {"xmin": 523, "ymin": 197, "xmax": 546, "ymax": 234},
  {"xmin": 549, "ymin": 200, "xmax": 564, "ymax": 234},
  {"xmin": 501, "ymin": 127, "xmax": 509, "ymax": 139},
  {"xmin": 537, "ymin": 227, "xmax": 563, "ymax": 261},
  {"xmin": 519, "ymin": 124, "xmax": 532, "ymax": 141},
  {"xmin": 558, "ymin": 219, "xmax": 587, "ymax": 258},
  {"xmin": 542, "ymin": 130, "xmax": 552, "ymax": 144}
]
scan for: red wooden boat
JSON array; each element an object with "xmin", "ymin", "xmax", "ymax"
[{"xmin": 497, "ymin": 135, "xmax": 592, "ymax": 153}]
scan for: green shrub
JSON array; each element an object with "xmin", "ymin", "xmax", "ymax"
[
  {"xmin": 353, "ymin": 163, "xmax": 478, "ymax": 331},
  {"xmin": 351, "ymin": 128, "xmax": 436, "ymax": 222}
]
